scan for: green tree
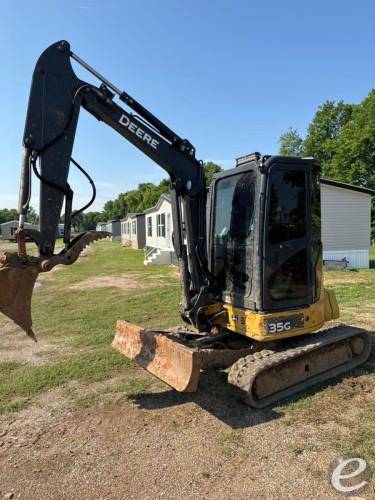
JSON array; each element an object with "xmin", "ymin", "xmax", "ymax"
[
  {"xmin": 330, "ymin": 91, "xmax": 375, "ymax": 240},
  {"xmin": 0, "ymin": 208, "xmax": 18, "ymax": 224},
  {"xmin": 330, "ymin": 91, "xmax": 375, "ymax": 189},
  {"xmin": 27, "ymin": 206, "xmax": 38, "ymax": 224},
  {"xmin": 203, "ymin": 162, "xmax": 222, "ymax": 185},
  {"xmin": 303, "ymin": 100, "xmax": 354, "ymax": 177},
  {"xmin": 278, "ymin": 128, "xmax": 304, "ymax": 156}
]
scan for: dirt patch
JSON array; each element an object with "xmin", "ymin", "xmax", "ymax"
[
  {"xmin": 0, "ymin": 373, "xmax": 357, "ymax": 500},
  {"xmin": 0, "ymin": 320, "xmax": 65, "ymax": 365},
  {"xmin": 69, "ymin": 274, "xmax": 146, "ymax": 292},
  {"xmin": 169, "ymin": 266, "xmax": 180, "ymax": 279}
]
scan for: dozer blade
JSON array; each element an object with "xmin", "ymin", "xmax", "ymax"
[
  {"xmin": 113, "ymin": 321, "xmax": 255, "ymax": 392},
  {"xmin": 113, "ymin": 321, "xmax": 203, "ymax": 392},
  {"xmin": 0, "ymin": 253, "xmax": 40, "ymax": 341},
  {"xmin": 229, "ymin": 325, "xmax": 372, "ymax": 408}
]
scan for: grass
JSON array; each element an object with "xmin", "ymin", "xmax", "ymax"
[
  {"xmin": 199, "ymin": 470, "xmax": 211, "ymax": 479},
  {"xmin": 0, "ymin": 361, "xmax": 23, "ymax": 375},
  {"xmin": 74, "ymin": 377, "xmax": 151, "ymax": 409},
  {"xmin": 217, "ymin": 429, "xmax": 244, "ymax": 457},
  {"xmin": 0, "ymin": 241, "xmax": 180, "ymax": 413},
  {"xmin": 370, "ymin": 245, "xmax": 375, "ymax": 268}
]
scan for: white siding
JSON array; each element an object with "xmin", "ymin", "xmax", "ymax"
[
  {"xmin": 121, "ymin": 216, "xmax": 137, "ymax": 246},
  {"xmin": 323, "ymin": 249, "xmax": 369, "ymax": 269},
  {"xmin": 321, "ymin": 184, "xmax": 371, "ymax": 269},
  {"xmin": 145, "ymin": 198, "xmax": 173, "ymax": 250}
]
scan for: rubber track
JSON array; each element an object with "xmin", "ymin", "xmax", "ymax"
[{"xmin": 228, "ymin": 326, "xmax": 372, "ymax": 408}]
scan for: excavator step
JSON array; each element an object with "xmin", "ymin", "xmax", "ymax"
[{"xmin": 228, "ymin": 325, "xmax": 372, "ymax": 408}]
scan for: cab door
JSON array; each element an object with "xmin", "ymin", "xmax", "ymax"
[{"xmin": 262, "ymin": 163, "xmax": 312, "ymax": 311}]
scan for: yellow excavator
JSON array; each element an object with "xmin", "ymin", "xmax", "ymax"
[{"xmin": 0, "ymin": 41, "xmax": 371, "ymax": 407}]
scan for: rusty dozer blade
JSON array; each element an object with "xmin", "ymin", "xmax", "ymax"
[
  {"xmin": 113, "ymin": 321, "xmax": 202, "ymax": 392},
  {"xmin": 0, "ymin": 231, "xmax": 111, "ymax": 340},
  {"xmin": 113, "ymin": 320, "xmax": 254, "ymax": 392}
]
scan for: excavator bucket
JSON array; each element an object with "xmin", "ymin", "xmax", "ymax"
[
  {"xmin": 0, "ymin": 253, "xmax": 40, "ymax": 341},
  {"xmin": 0, "ymin": 232, "xmax": 111, "ymax": 341},
  {"xmin": 113, "ymin": 321, "xmax": 203, "ymax": 392}
]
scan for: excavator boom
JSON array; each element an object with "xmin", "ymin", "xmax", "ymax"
[{"xmin": 0, "ymin": 40, "xmax": 211, "ymax": 337}]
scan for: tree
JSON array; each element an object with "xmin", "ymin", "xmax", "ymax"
[
  {"xmin": 303, "ymin": 100, "xmax": 354, "ymax": 177},
  {"xmin": 0, "ymin": 208, "xmax": 18, "ymax": 224},
  {"xmin": 278, "ymin": 128, "xmax": 304, "ymax": 156},
  {"xmin": 330, "ymin": 91, "xmax": 375, "ymax": 190},
  {"xmin": 27, "ymin": 206, "xmax": 38, "ymax": 224},
  {"xmin": 279, "ymin": 92, "xmax": 375, "ymax": 241},
  {"xmin": 203, "ymin": 162, "xmax": 222, "ymax": 185},
  {"xmin": 330, "ymin": 91, "xmax": 375, "ymax": 240}
]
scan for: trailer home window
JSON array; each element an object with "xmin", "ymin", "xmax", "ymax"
[
  {"xmin": 157, "ymin": 214, "xmax": 166, "ymax": 237},
  {"xmin": 147, "ymin": 217, "xmax": 152, "ymax": 237}
]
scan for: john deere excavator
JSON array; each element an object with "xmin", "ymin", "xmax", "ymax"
[{"xmin": 0, "ymin": 41, "xmax": 371, "ymax": 407}]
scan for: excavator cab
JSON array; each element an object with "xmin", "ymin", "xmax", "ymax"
[{"xmin": 209, "ymin": 154, "xmax": 322, "ymax": 317}]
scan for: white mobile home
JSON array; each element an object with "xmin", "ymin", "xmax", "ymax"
[
  {"xmin": 96, "ymin": 222, "xmax": 108, "ymax": 232},
  {"xmin": 140, "ymin": 180, "xmax": 373, "ymax": 269},
  {"xmin": 144, "ymin": 194, "xmax": 175, "ymax": 265},
  {"xmin": 106, "ymin": 220, "xmax": 121, "ymax": 241},
  {"xmin": 56, "ymin": 223, "xmax": 65, "ymax": 238},
  {"xmin": 0, "ymin": 220, "xmax": 38, "ymax": 241},
  {"xmin": 320, "ymin": 179, "xmax": 373, "ymax": 269},
  {"xmin": 121, "ymin": 213, "xmax": 146, "ymax": 249}
]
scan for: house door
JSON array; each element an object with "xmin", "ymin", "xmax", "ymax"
[{"xmin": 166, "ymin": 214, "xmax": 171, "ymax": 247}]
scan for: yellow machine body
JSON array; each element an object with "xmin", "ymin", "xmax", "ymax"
[{"xmin": 206, "ymin": 288, "xmax": 339, "ymax": 342}]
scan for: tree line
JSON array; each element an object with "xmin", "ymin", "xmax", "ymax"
[
  {"xmin": 278, "ymin": 90, "xmax": 375, "ymax": 238},
  {"xmin": 72, "ymin": 162, "xmax": 222, "ymax": 231},
  {"xmin": 0, "ymin": 207, "xmax": 38, "ymax": 225},
  {"xmin": 0, "ymin": 162, "xmax": 222, "ymax": 232}
]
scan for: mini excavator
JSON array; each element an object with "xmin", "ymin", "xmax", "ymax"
[{"xmin": 0, "ymin": 41, "xmax": 371, "ymax": 407}]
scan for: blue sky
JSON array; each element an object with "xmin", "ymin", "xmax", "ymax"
[{"xmin": 1, "ymin": 0, "xmax": 375, "ymax": 212}]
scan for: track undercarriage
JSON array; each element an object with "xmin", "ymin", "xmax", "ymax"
[{"xmin": 113, "ymin": 321, "xmax": 371, "ymax": 408}]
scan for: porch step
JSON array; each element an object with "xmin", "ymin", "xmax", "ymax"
[{"xmin": 144, "ymin": 248, "xmax": 172, "ymax": 266}]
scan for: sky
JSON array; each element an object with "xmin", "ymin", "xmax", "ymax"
[{"xmin": 1, "ymin": 0, "xmax": 375, "ymax": 212}]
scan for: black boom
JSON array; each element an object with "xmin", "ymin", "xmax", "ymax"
[{"xmin": 18, "ymin": 40, "xmax": 209, "ymax": 327}]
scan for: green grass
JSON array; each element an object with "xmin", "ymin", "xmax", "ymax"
[
  {"xmin": 0, "ymin": 242, "xmax": 181, "ymax": 414},
  {"xmin": 0, "ymin": 361, "xmax": 23, "ymax": 375},
  {"xmin": 0, "ymin": 348, "xmax": 131, "ymax": 413},
  {"xmin": 74, "ymin": 377, "xmax": 151, "ymax": 409},
  {"xmin": 217, "ymin": 429, "xmax": 244, "ymax": 457},
  {"xmin": 325, "ymin": 269, "xmax": 375, "ymax": 306}
]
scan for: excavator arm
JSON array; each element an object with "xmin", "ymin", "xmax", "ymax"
[{"xmin": 1, "ymin": 40, "xmax": 212, "ymax": 337}]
